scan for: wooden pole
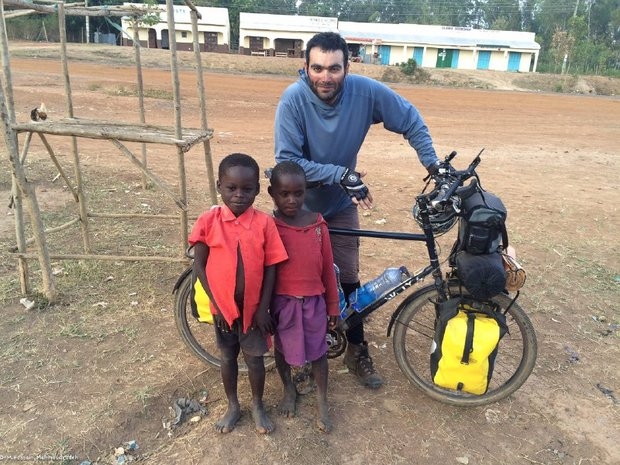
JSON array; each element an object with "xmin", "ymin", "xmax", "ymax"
[
  {"xmin": 132, "ymin": 18, "xmax": 148, "ymax": 189},
  {"xmin": 0, "ymin": 1, "xmax": 28, "ymax": 295},
  {"xmin": 0, "ymin": 2, "xmax": 56, "ymax": 300},
  {"xmin": 108, "ymin": 138, "xmax": 187, "ymax": 209},
  {"xmin": 13, "ymin": 120, "xmax": 212, "ymax": 148},
  {"xmin": 166, "ymin": 0, "xmax": 189, "ymax": 254},
  {"xmin": 37, "ymin": 133, "xmax": 79, "ymax": 202},
  {"xmin": 187, "ymin": 1, "xmax": 217, "ymax": 207},
  {"xmin": 12, "ymin": 131, "xmax": 31, "ymax": 293},
  {"xmin": 14, "ymin": 252, "xmax": 186, "ymax": 263},
  {"xmin": 18, "ymin": 130, "xmax": 31, "ymax": 163},
  {"xmin": 59, "ymin": 4, "xmax": 92, "ymax": 253},
  {"xmin": 23, "ymin": 218, "xmax": 81, "ymax": 246}
]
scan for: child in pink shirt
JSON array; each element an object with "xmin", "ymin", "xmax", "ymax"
[
  {"xmin": 268, "ymin": 160, "xmax": 339, "ymax": 432},
  {"xmin": 189, "ymin": 153, "xmax": 287, "ymax": 434}
]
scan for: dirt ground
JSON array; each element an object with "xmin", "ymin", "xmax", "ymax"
[{"xmin": 0, "ymin": 43, "xmax": 619, "ymax": 465}]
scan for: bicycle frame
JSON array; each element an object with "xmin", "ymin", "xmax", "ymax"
[
  {"xmin": 326, "ymin": 151, "xmax": 492, "ymax": 336},
  {"xmin": 328, "ymin": 191, "xmax": 452, "ymax": 335}
]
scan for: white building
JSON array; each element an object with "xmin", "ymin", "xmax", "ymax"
[
  {"xmin": 339, "ymin": 22, "xmax": 540, "ymax": 72},
  {"xmin": 239, "ymin": 13, "xmax": 539, "ymax": 72},
  {"xmin": 120, "ymin": 3, "xmax": 230, "ymax": 52},
  {"xmin": 239, "ymin": 12, "xmax": 337, "ymax": 57}
]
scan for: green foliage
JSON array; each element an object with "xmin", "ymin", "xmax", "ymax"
[
  {"xmin": 400, "ymin": 58, "xmax": 418, "ymax": 76},
  {"xmin": 5, "ymin": 15, "xmax": 60, "ymax": 41},
  {"xmin": 136, "ymin": 0, "xmax": 162, "ymax": 27}
]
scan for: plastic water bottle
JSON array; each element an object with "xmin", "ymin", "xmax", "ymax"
[
  {"xmin": 333, "ymin": 264, "xmax": 348, "ymax": 319},
  {"xmin": 349, "ymin": 266, "xmax": 410, "ymax": 312}
]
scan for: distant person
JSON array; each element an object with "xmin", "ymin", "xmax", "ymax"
[
  {"xmin": 189, "ymin": 153, "xmax": 288, "ymax": 434},
  {"xmin": 274, "ymin": 32, "xmax": 441, "ymax": 389},
  {"xmin": 268, "ymin": 161, "xmax": 340, "ymax": 432}
]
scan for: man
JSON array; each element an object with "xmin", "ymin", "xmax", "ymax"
[{"xmin": 274, "ymin": 32, "xmax": 441, "ymax": 389}]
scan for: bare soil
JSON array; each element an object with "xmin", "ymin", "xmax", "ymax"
[{"xmin": 0, "ymin": 42, "xmax": 618, "ymax": 465}]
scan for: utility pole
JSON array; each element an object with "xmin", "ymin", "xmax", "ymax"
[{"xmin": 85, "ymin": 0, "xmax": 89, "ymax": 43}]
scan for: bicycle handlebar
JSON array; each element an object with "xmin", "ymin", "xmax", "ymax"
[{"xmin": 424, "ymin": 150, "xmax": 483, "ymax": 208}]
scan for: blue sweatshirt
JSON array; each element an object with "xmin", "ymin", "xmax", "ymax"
[{"xmin": 274, "ymin": 70, "xmax": 438, "ymax": 218}]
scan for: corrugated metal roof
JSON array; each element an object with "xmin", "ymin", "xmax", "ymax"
[
  {"xmin": 169, "ymin": 6, "xmax": 230, "ymax": 26},
  {"xmin": 122, "ymin": 3, "xmax": 229, "ymax": 26},
  {"xmin": 240, "ymin": 12, "xmax": 338, "ymax": 32},
  {"xmin": 338, "ymin": 21, "xmax": 539, "ymax": 50}
]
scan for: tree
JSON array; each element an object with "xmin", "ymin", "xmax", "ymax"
[
  {"xmin": 483, "ymin": 0, "xmax": 522, "ymax": 30},
  {"xmin": 551, "ymin": 27, "xmax": 574, "ymax": 73}
]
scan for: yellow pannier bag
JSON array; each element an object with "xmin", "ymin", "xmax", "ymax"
[
  {"xmin": 430, "ymin": 300, "xmax": 508, "ymax": 395},
  {"xmin": 190, "ymin": 274, "xmax": 214, "ymax": 324}
]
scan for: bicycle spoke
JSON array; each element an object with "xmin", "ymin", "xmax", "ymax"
[
  {"xmin": 392, "ymin": 285, "xmax": 537, "ymax": 406},
  {"xmin": 174, "ymin": 273, "xmax": 275, "ymax": 372}
]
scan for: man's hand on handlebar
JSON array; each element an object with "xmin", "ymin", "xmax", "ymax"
[
  {"xmin": 427, "ymin": 160, "xmax": 456, "ymax": 178},
  {"xmin": 340, "ymin": 168, "xmax": 373, "ymax": 209}
]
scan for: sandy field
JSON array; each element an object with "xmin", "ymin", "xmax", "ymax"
[{"xmin": 0, "ymin": 43, "xmax": 618, "ymax": 464}]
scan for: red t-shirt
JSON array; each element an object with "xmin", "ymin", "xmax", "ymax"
[
  {"xmin": 273, "ymin": 214, "xmax": 339, "ymax": 317},
  {"xmin": 188, "ymin": 205, "xmax": 288, "ymax": 332}
]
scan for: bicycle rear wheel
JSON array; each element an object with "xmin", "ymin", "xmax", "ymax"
[
  {"xmin": 173, "ymin": 270, "xmax": 276, "ymax": 372},
  {"xmin": 392, "ymin": 284, "xmax": 537, "ymax": 406}
]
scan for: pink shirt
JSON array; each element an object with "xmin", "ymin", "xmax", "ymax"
[
  {"xmin": 273, "ymin": 214, "xmax": 339, "ymax": 317},
  {"xmin": 189, "ymin": 205, "xmax": 288, "ymax": 332}
]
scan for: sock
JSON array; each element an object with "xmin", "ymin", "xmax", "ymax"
[{"xmin": 341, "ymin": 281, "xmax": 364, "ymax": 344}]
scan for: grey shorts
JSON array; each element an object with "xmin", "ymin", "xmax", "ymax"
[
  {"xmin": 214, "ymin": 319, "xmax": 269, "ymax": 358},
  {"xmin": 326, "ymin": 205, "xmax": 360, "ymax": 284}
]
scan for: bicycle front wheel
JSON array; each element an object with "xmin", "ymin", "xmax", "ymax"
[
  {"xmin": 173, "ymin": 271, "xmax": 276, "ymax": 372},
  {"xmin": 392, "ymin": 284, "xmax": 537, "ymax": 406}
]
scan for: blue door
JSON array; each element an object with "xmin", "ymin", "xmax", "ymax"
[
  {"xmin": 379, "ymin": 45, "xmax": 391, "ymax": 65},
  {"xmin": 451, "ymin": 49, "xmax": 460, "ymax": 68},
  {"xmin": 413, "ymin": 47, "xmax": 423, "ymax": 66},
  {"xmin": 477, "ymin": 51, "xmax": 490, "ymax": 70},
  {"xmin": 508, "ymin": 52, "xmax": 521, "ymax": 71}
]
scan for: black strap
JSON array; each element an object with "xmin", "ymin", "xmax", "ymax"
[
  {"xmin": 501, "ymin": 222, "xmax": 509, "ymax": 249},
  {"xmin": 461, "ymin": 312, "xmax": 475, "ymax": 364}
]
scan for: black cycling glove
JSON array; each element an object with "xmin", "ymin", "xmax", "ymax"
[
  {"xmin": 426, "ymin": 160, "xmax": 443, "ymax": 176},
  {"xmin": 340, "ymin": 168, "xmax": 369, "ymax": 201}
]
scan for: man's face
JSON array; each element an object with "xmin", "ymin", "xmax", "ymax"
[{"xmin": 305, "ymin": 48, "xmax": 348, "ymax": 105}]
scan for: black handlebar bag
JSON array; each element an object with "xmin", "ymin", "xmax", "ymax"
[{"xmin": 457, "ymin": 190, "xmax": 507, "ymax": 255}]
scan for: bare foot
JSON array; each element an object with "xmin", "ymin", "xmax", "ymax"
[
  {"xmin": 215, "ymin": 403, "xmax": 241, "ymax": 434},
  {"xmin": 316, "ymin": 402, "xmax": 332, "ymax": 433},
  {"xmin": 277, "ymin": 387, "xmax": 297, "ymax": 417},
  {"xmin": 252, "ymin": 403, "xmax": 275, "ymax": 434}
]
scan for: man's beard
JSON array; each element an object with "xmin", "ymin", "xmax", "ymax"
[{"xmin": 312, "ymin": 79, "xmax": 344, "ymax": 104}]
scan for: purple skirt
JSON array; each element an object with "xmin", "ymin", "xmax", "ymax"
[{"xmin": 271, "ymin": 294, "xmax": 328, "ymax": 367}]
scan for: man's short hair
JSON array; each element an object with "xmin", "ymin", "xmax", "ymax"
[{"xmin": 305, "ymin": 32, "xmax": 349, "ymax": 65}]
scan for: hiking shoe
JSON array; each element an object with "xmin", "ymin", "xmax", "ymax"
[{"xmin": 344, "ymin": 341, "xmax": 384, "ymax": 389}]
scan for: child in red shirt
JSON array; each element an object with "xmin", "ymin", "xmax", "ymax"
[
  {"xmin": 189, "ymin": 153, "xmax": 288, "ymax": 434},
  {"xmin": 268, "ymin": 160, "xmax": 340, "ymax": 432}
]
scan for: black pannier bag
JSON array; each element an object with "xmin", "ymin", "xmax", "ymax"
[
  {"xmin": 457, "ymin": 190, "xmax": 507, "ymax": 255},
  {"xmin": 455, "ymin": 251, "xmax": 506, "ymax": 301}
]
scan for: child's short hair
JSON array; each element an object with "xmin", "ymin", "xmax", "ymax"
[
  {"xmin": 270, "ymin": 160, "xmax": 306, "ymax": 185},
  {"xmin": 219, "ymin": 153, "xmax": 260, "ymax": 181}
]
